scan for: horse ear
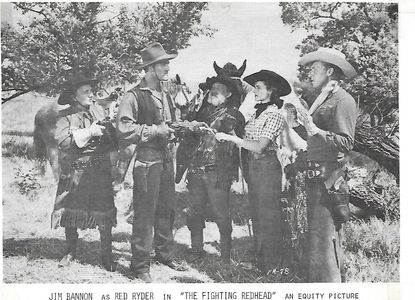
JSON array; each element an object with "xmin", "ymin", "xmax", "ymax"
[
  {"xmin": 213, "ymin": 61, "xmax": 222, "ymax": 75},
  {"xmin": 175, "ymin": 74, "xmax": 181, "ymax": 84},
  {"xmin": 238, "ymin": 59, "xmax": 247, "ymax": 77}
]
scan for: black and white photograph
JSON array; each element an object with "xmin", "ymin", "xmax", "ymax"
[{"xmin": 1, "ymin": 0, "xmax": 403, "ymax": 289}]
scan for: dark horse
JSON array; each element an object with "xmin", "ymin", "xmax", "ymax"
[{"xmin": 174, "ymin": 62, "xmax": 248, "ymax": 184}]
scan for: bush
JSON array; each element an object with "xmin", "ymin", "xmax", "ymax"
[
  {"xmin": 343, "ymin": 217, "xmax": 399, "ymax": 282},
  {"xmin": 14, "ymin": 167, "xmax": 41, "ymax": 199}
]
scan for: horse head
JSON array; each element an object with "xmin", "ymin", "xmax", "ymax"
[
  {"xmin": 213, "ymin": 59, "xmax": 247, "ymax": 78},
  {"xmin": 163, "ymin": 74, "xmax": 191, "ymax": 107}
]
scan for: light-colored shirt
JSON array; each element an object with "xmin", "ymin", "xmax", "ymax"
[{"xmin": 307, "ymin": 87, "xmax": 357, "ymax": 162}]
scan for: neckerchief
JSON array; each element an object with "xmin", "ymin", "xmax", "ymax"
[{"xmin": 254, "ymin": 101, "xmax": 273, "ymax": 118}]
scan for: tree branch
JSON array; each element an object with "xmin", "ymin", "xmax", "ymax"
[
  {"xmin": 2, "ymin": 88, "xmax": 37, "ymax": 104},
  {"xmin": 91, "ymin": 12, "xmax": 126, "ymax": 26},
  {"xmin": 14, "ymin": 3, "xmax": 49, "ymax": 19}
]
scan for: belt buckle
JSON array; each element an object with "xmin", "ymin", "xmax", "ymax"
[
  {"xmin": 307, "ymin": 169, "xmax": 322, "ymax": 179},
  {"xmin": 306, "ymin": 169, "xmax": 316, "ymax": 179}
]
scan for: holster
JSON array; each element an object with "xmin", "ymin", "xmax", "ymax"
[
  {"xmin": 325, "ymin": 171, "xmax": 351, "ymax": 225},
  {"xmin": 306, "ymin": 161, "xmax": 351, "ymax": 225}
]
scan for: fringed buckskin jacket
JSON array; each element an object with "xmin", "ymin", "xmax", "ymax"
[{"xmin": 52, "ymin": 102, "xmax": 118, "ymax": 230}]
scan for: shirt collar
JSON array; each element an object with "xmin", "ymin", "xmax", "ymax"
[{"xmin": 322, "ymin": 80, "xmax": 340, "ymax": 94}]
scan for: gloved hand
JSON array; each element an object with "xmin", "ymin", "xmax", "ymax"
[
  {"xmin": 155, "ymin": 123, "xmax": 175, "ymax": 139},
  {"xmin": 89, "ymin": 121, "xmax": 105, "ymax": 137},
  {"xmin": 189, "ymin": 120, "xmax": 209, "ymax": 132},
  {"xmin": 297, "ymin": 108, "xmax": 320, "ymax": 136}
]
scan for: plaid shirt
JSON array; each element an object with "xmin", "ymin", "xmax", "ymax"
[{"xmin": 244, "ymin": 104, "xmax": 285, "ymax": 151}]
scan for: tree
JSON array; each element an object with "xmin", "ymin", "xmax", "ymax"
[
  {"xmin": 1, "ymin": 2, "xmax": 215, "ymax": 103},
  {"xmin": 280, "ymin": 2, "xmax": 399, "ymax": 182}
]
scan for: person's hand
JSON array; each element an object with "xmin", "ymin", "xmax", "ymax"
[
  {"xmin": 296, "ymin": 107, "xmax": 309, "ymax": 124},
  {"xmin": 215, "ymin": 132, "xmax": 233, "ymax": 142},
  {"xmin": 299, "ymin": 112, "xmax": 319, "ymax": 136},
  {"xmin": 190, "ymin": 120, "xmax": 209, "ymax": 132},
  {"xmin": 89, "ymin": 121, "xmax": 105, "ymax": 137},
  {"xmin": 155, "ymin": 123, "xmax": 175, "ymax": 139},
  {"xmin": 286, "ymin": 110, "xmax": 299, "ymax": 128}
]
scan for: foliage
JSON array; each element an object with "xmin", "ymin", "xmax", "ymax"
[
  {"xmin": 14, "ymin": 167, "xmax": 41, "ymax": 198},
  {"xmin": 1, "ymin": 2, "xmax": 215, "ymax": 103},
  {"xmin": 343, "ymin": 218, "xmax": 399, "ymax": 282},
  {"xmin": 280, "ymin": 2, "xmax": 398, "ymax": 127}
]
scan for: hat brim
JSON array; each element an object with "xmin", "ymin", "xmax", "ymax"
[
  {"xmin": 63, "ymin": 78, "xmax": 99, "ymax": 89},
  {"xmin": 299, "ymin": 51, "xmax": 357, "ymax": 79},
  {"xmin": 137, "ymin": 53, "xmax": 177, "ymax": 70},
  {"xmin": 58, "ymin": 78, "xmax": 99, "ymax": 105},
  {"xmin": 244, "ymin": 71, "xmax": 292, "ymax": 97}
]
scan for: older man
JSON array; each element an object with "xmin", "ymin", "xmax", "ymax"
[
  {"xmin": 297, "ymin": 48, "xmax": 357, "ymax": 282},
  {"xmin": 176, "ymin": 76, "xmax": 245, "ymax": 263},
  {"xmin": 116, "ymin": 42, "xmax": 205, "ymax": 282}
]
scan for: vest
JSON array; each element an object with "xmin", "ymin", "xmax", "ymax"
[{"xmin": 128, "ymin": 81, "xmax": 177, "ymax": 160}]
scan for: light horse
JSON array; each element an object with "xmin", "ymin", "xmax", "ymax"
[
  {"xmin": 33, "ymin": 77, "xmax": 193, "ymax": 183},
  {"xmin": 33, "ymin": 91, "xmax": 120, "ymax": 181}
]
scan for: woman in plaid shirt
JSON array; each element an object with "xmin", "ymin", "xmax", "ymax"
[{"xmin": 216, "ymin": 70, "xmax": 291, "ymax": 272}]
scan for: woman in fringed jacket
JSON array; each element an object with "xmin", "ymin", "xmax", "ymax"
[{"xmin": 51, "ymin": 73, "xmax": 118, "ymax": 272}]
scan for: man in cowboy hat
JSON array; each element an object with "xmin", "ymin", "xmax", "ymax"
[
  {"xmin": 296, "ymin": 47, "xmax": 358, "ymax": 282},
  {"xmin": 116, "ymin": 42, "xmax": 190, "ymax": 282},
  {"xmin": 175, "ymin": 75, "xmax": 245, "ymax": 263}
]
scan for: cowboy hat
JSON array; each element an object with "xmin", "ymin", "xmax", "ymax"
[
  {"xmin": 298, "ymin": 47, "xmax": 357, "ymax": 79},
  {"xmin": 137, "ymin": 42, "xmax": 177, "ymax": 70},
  {"xmin": 58, "ymin": 73, "xmax": 99, "ymax": 105},
  {"xmin": 244, "ymin": 70, "xmax": 292, "ymax": 96}
]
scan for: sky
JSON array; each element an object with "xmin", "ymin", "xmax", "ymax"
[
  {"xmin": 170, "ymin": 2, "xmax": 306, "ymax": 90},
  {"xmin": 1, "ymin": 2, "xmax": 305, "ymax": 92}
]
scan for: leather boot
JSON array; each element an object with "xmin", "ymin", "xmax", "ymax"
[
  {"xmin": 220, "ymin": 234, "xmax": 232, "ymax": 263},
  {"xmin": 59, "ymin": 227, "xmax": 78, "ymax": 267},
  {"xmin": 99, "ymin": 225, "xmax": 117, "ymax": 272},
  {"xmin": 188, "ymin": 228, "xmax": 205, "ymax": 263}
]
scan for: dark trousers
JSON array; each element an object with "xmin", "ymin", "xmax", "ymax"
[
  {"xmin": 247, "ymin": 155, "xmax": 283, "ymax": 271},
  {"xmin": 130, "ymin": 160, "xmax": 175, "ymax": 274},
  {"xmin": 186, "ymin": 170, "xmax": 232, "ymax": 250},
  {"xmin": 305, "ymin": 174, "xmax": 343, "ymax": 282}
]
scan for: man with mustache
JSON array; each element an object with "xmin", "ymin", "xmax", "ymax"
[{"xmin": 177, "ymin": 76, "xmax": 245, "ymax": 263}]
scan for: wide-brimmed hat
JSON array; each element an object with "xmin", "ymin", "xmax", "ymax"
[
  {"xmin": 58, "ymin": 73, "xmax": 98, "ymax": 105},
  {"xmin": 206, "ymin": 76, "xmax": 241, "ymax": 96},
  {"xmin": 137, "ymin": 42, "xmax": 177, "ymax": 70},
  {"xmin": 298, "ymin": 47, "xmax": 357, "ymax": 79},
  {"xmin": 244, "ymin": 70, "xmax": 292, "ymax": 96}
]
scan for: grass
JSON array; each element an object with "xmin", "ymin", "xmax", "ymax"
[
  {"xmin": 343, "ymin": 218, "xmax": 399, "ymax": 282},
  {"xmin": 2, "ymin": 93, "xmax": 400, "ymax": 283},
  {"xmin": 3, "ymin": 153, "xmax": 399, "ymax": 282},
  {"xmin": 2, "ymin": 134, "xmax": 36, "ymax": 159}
]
